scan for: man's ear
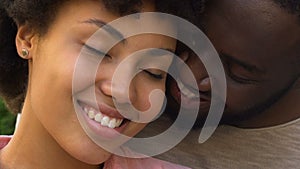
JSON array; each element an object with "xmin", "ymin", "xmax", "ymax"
[{"xmin": 16, "ymin": 25, "xmax": 38, "ymax": 59}]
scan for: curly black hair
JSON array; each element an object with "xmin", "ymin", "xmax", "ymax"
[
  {"xmin": 0, "ymin": 0, "xmax": 146, "ymax": 114},
  {"xmin": 275, "ymin": 0, "xmax": 300, "ymax": 18},
  {"xmin": 0, "ymin": 5, "xmax": 27, "ymax": 114},
  {"xmin": 156, "ymin": 0, "xmax": 206, "ymax": 26}
]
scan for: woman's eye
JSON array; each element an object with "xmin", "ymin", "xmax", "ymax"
[
  {"xmin": 83, "ymin": 44, "xmax": 111, "ymax": 58},
  {"xmin": 143, "ymin": 70, "xmax": 164, "ymax": 80}
]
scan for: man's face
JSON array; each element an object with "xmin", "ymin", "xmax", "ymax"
[{"xmin": 168, "ymin": 0, "xmax": 300, "ymax": 125}]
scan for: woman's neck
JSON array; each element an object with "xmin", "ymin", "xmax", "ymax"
[{"xmin": 0, "ymin": 100, "xmax": 101, "ymax": 169}]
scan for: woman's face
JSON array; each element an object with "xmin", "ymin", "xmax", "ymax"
[{"xmin": 26, "ymin": 0, "xmax": 175, "ymax": 165}]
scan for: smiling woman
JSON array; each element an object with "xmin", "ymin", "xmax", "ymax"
[{"xmin": 0, "ymin": 0, "xmax": 189, "ymax": 169}]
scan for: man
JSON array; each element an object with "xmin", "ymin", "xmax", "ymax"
[{"xmin": 147, "ymin": 0, "xmax": 300, "ymax": 168}]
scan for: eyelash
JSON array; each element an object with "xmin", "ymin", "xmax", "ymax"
[
  {"xmin": 221, "ymin": 57, "xmax": 257, "ymax": 84},
  {"xmin": 143, "ymin": 70, "xmax": 164, "ymax": 80},
  {"xmin": 84, "ymin": 44, "xmax": 111, "ymax": 58},
  {"xmin": 84, "ymin": 44, "xmax": 164, "ymax": 80},
  {"xmin": 227, "ymin": 70, "xmax": 256, "ymax": 84}
]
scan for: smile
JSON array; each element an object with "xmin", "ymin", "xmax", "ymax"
[
  {"xmin": 177, "ymin": 79, "xmax": 199, "ymax": 99},
  {"xmin": 79, "ymin": 102, "xmax": 124, "ymax": 129}
]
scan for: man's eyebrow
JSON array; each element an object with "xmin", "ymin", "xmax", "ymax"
[
  {"xmin": 221, "ymin": 53, "xmax": 265, "ymax": 73},
  {"xmin": 81, "ymin": 18, "xmax": 125, "ymax": 43}
]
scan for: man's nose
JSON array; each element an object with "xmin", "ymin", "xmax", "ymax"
[
  {"xmin": 198, "ymin": 77, "xmax": 211, "ymax": 93},
  {"xmin": 179, "ymin": 51, "xmax": 211, "ymax": 92}
]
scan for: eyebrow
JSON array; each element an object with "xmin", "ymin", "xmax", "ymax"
[
  {"xmin": 221, "ymin": 52, "xmax": 265, "ymax": 74},
  {"xmin": 82, "ymin": 18, "xmax": 126, "ymax": 44},
  {"xmin": 82, "ymin": 19, "xmax": 175, "ymax": 56},
  {"xmin": 147, "ymin": 48, "xmax": 175, "ymax": 58}
]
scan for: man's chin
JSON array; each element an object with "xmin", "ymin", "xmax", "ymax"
[{"xmin": 166, "ymin": 97, "xmax": 210, "ymax": 129}]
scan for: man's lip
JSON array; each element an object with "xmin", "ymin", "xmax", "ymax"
[
  {"xmin": 170, "ymin": 80, "xmax": 211, "ymax": 109},
  {"xmin": 200, "ymin": 95, "xmax": 210, "ymax": 102},
  {"xmin": 77, "ymin": 100, "xmax": 124, "ymax": 119}
]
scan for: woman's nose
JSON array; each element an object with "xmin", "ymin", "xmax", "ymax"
[{"xmin": 99, "ymin": 80, "xmax": 132, "ymax": 104}]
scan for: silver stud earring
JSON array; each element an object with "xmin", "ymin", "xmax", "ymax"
[{"xmin": 21, "ymin": 48, "xmax": 29, "ymax": 58}]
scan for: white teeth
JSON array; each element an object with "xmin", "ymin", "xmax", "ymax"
[
  {"xmin": 177, "ymin": 79, "xmax": 199, "ymax": 99},
  {"xmin": 116, "ymin": 119, "xmax": 122, "ymax": 126},
  {"xmin": 88, "ymin": 110, "xmax": 95, "ymax": 119},
  {"xmin": 94, "ymin": 113, "xmax": 103, "ymax": 122},
  {"xmin": 82, "ymin": 105, "xmax": 123, "ymax": 129},
  {"xmin": 108, "ymin": 119, "xmax": 117, "ymax": 128},
  {"xmin": 101, "ymin": 116, "xmax": 110, "ymax": 127}
]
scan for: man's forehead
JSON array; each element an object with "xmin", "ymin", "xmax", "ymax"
[
  {"xmin": 207, "ymin": 0, "xmax": 293, "ymax": 26},
  {"xmin": 204, "ymin": 0, "xmax": 300, "ymax": 49}
]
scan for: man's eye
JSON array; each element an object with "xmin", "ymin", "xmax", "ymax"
[
  {"xmin": 143, "ymin": 70, "xmax": 163, "ymax": 80},
  {"xmin": 219, "ymin": 54, "xmax": 258, "ymax": 84},
  {"xmin": 227, "ymin": 70, "xmax": 258, "ymax": 84},
  {"xmin": 83, "ymin": 44, "xmax": 111, "ymax": 58}
]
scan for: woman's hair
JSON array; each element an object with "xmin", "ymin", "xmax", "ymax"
[
  {"xmin": 0, "ymin": 5, "xmax": 26, "ymax": 114},
  {"xmin": 0, "ymin": 0, "xmax": 145, "ymax": 114},
  {"xmin": 156, "ymin": 0, "xmax": 206, "ymax": 26}
]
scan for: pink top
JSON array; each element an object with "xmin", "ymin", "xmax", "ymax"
[{"xmin": 0, "ymin": 136, "xmax": 190, "ymax": 169}]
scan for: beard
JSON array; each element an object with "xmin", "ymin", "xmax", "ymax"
[{"xmin": 221, "ymin": 76, "xmax": 299, "ymax": 126}]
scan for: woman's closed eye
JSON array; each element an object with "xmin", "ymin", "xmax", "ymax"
[
  {"xmin": 143, "ymin": 69, "xmax": 164, "ymax": 80},
  {"xmin": 83, "ymin": 44, "xmax": 112, "ymax": 58}
]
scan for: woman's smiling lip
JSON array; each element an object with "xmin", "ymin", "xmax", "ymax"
[
  {"xmin": 170, "ymin": 80, "xmax": 211, "ymax": 111},
  {"xmin": 76, "ymin": 100, "xmax": 129, "ymax": 139},
  {"xmin": 78, "ymin": 100, "xmax": 124, "ymax": 119}
]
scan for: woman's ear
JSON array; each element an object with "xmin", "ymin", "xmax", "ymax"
[{"xmin": 16, "ymin": 25, "xmax": 38, "ymax": 59}]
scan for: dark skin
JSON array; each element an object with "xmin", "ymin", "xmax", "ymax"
[{"xmin": 168, "ymin": 0, "xmax": 300, "ymax": 128}]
